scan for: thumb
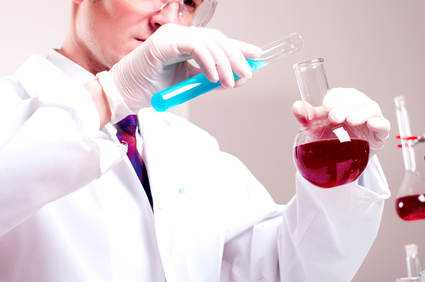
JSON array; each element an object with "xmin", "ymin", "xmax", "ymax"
[
  {"xmin": 292, "ymin": 100, "xmax": 328, "ymax": 126},
  {"xmin": 292, "ymin": 100, "xmax": 313, "ymax": 125}
]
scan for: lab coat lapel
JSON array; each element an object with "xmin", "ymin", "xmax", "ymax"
[{"xmin": 139, "ymin": 109, "xmax": 225, "ymax": 282}]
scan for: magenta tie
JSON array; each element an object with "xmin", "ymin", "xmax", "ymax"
[{"xmin": 115, "ymin": 115, "xmax": 153, "ymax": 209}]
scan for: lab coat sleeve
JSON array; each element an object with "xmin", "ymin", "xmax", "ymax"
[
  {"xmin": 0, "ymin": 77, "xmax": 125, "ymax": 237},
  {"xmin": 219, "ymin": 152, "xmax": 390, "ymax": 282}
]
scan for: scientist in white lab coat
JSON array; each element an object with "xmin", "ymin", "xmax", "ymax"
[{"xmin": 0, "ymin": 0, "xmax": 392, "ymax": 281}]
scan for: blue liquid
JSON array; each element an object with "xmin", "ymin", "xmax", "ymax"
[{"xmin": 151, "ymin": 59, "xmax": 267, "ymax": 112}]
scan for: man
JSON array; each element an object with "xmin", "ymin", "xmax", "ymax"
[{"xmin": 0, "ymin": 0, "xmax": 391, "ymax": 281}]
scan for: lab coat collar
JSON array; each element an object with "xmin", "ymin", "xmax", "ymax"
[
  {"xmin": 14, "ymin": 55, "xmax": 100, "ymax": 133},
  {"xmin": 46, "ymin": 49, "xmax": 96, "ymax": 86}
]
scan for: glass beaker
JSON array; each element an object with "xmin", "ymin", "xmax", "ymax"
[
  {"xmin": 292, "ymin": 58, "xmax": 370, "ymax": 188},
  {"xmin": 394, "ymin": 96, "xmax": 425, "ymax": 221}
]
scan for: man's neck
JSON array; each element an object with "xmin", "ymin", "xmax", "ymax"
[{"xmin": 59, "ymin": 36, "xmax": 108, "ymax": 75}]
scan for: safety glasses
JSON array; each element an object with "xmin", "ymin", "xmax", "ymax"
[{"xmin": 138, "ymin": 0, "xmax": 217, "ymax": 26}]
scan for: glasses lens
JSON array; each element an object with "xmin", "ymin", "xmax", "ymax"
[
  {"xmin": 141, "ymin": 0, "xmax": 216, "ymax": 26},
  {"xmin": 182, "ymin": 0, "xmax": 200, "ymax": 11},
  {"xmin": 190, "ymin": 0, "xmax": 217, "ymax": 26},
  {"xmin": 177, "ymin": 0, "xmax": 205, "ymax": 25}
]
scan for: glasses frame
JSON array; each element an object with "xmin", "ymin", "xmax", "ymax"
[{"xmin": 155, "ymin": 0, "xmax": 217, "ymax": 26}]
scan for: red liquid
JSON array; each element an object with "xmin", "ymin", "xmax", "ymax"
[
  {"xmin": 295, "ymin": 138, "xmax": 369, "ymax": 188},
  {"xmin": 395, "ymin": 194, "xmax": 425, "ymax": 221}
]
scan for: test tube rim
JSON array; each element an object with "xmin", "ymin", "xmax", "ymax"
[
  {"xmin": 254, "ymin": 33, "xmax": 304, "ymax": 63},
  {"xmin": 395, "ymin": 95, "xmax": 406, "ymax": 109},
  {"xmin": 293, "ymin": 58, "xmax": 325, "ymax": 72}
]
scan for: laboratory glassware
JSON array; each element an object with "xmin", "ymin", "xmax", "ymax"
[
  {"xmin": 151, "ymin": 33, "xmax": 303, "ymax": 112},
  {"xmin": 292, "ymin": 58, "xmax": 370, "ymax": 188},
  {"xmin": 394, "ymin": 96, "xmax": 425, "ymax": 221},
  {"xmin": 396, "ymin": 244, "xmax": 424, "ymax": 282},
  {"xmin": 397, "ymin": 134, "xmax": 425, "ymax": 148}
]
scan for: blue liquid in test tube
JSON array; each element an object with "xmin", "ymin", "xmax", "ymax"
[{"xmin": 151, "ymin": 33, "xmax": 303, "ymax": 112}]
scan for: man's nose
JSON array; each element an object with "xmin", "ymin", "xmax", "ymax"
[{"xmin": 149, "ymin": 2, "xmax": 181, "ymax": 31}]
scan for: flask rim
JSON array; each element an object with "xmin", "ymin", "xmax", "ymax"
[{"xmin": 293, "ymin": 58, "xmax": 325, "ymax": 71}]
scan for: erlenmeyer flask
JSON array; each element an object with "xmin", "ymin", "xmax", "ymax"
[
  {"xmin": 292, "ymin": 58, "xmax": 370, "ymax": 188},
  {"xmin": 394, "ymin": 96, "xmax": 425, "ymax": 221}
]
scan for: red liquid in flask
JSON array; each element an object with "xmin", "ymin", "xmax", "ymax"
[
  {"xmin": 395, "ymin": 194, "xmax": 425, "ymax": 221},
  {"xmin": 294, "ymin": 138, "xmax": 370, "ymax": 188}
]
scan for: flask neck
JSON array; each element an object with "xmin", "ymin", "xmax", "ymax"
[{"xmin": 293, "ymin": 58, "xmax": 329, "ymax": 108}]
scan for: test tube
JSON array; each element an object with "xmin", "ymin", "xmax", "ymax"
[
  {"xmin": 395, "ymin": 96, "xmax": 416, "ymax": 172},
  {"xmin": 151, "ymin": 33, "xmax": 303, "ymax": 112},
  {"xmin": 406, "ymin": 244, "xmax": 423, "ymax": 278}
]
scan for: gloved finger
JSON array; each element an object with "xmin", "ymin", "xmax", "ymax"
[
  {"xmin": 313, "ymin": 106, "xmax": 328, "ymax": 120},
  {"xmin": 204, "ymin": 30, "xmax": 253, "ymax": 83},
  {"xmin": 184, "ymin": 60, "xmax": 202, "ymax": 77},
  {"xmin": 292, "ymin": 100, "xmax": 328, "ymax": 121},
  {"xmin": 322, "ymin": 88, "xmax": 349, "ymax": 109},
  {"xmin": 182, "ymin": 60, "xmax": 227, "ymax": 91},
  {"xmin": 323, "ymin": 88, "xmax": 369, "ymax": 109},
  {"xmin": 231, "ymin": 39, "xmax": 263, "ymax": 59},
  {"xmin": 190, "ymin": 52, "xmax": 225, "ymax": 91},
  {"xmin": 324, "ymin": 88, "xmax": 378, "ymax": 125},
  {"xmin": 292, "ymin": 100, "xmax": 315, "ymax": 125},
  {"xmin": 204, "ymin": 38, "xmax": 235, "ymax": 88},
  {"xmin": 184, "ymin": 60, "xmax": 226, "ymax": 90},
  {"xmin": 366, "ymin": 116, "xmax": 391, "ymax": 140},
  {"xmin": 346, "ymin": 101, "xmax": 382, "ymax": 126},
  {"xmin": 235, "ymin": 77, "xmax": 252, "ymax": 88},
  {"xmin": 214, "ymin": 39, "xmax": 252, "ymax": 88},
  {"xmin": 328, "ymin": 107, "xmax": 348, "ymax": 124},
  {"xmin": 189, "ymin": 42, "xmax": 220, "ymax": 82}
]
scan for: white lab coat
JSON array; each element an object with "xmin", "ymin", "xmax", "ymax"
[{"xmin": 0, "ymin": 54, "xmax": 390, "ymax": 282}]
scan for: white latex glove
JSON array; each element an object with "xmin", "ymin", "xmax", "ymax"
[
  {"xmin": 97, "ymin": 23, "xmax": 262, "ymax": 123},
  {"xmin": 292, "ymin": 88, "xmax": 391, "ymax": 150}
]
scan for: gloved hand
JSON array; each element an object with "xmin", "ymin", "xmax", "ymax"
[
  {"xmin": 292, "ymin": 88, "xmax": 391, "ymax": 150},
  {"xmin": 97, "ymin": 23, "xmax": 262, "ymax": 123}
]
